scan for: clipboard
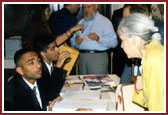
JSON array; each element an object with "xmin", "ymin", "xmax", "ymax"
[{"xmin": 115, "ymin": 83, "xmax": 145, "ymax": 111}]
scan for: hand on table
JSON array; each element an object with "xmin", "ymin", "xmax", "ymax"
[
  {"xmin": 75, "ymin": 108, "xmax": 93, "ymax": 111},
  {"xmin": 48, "ymin": 97, "xmax": 63, "ymax": 111}
]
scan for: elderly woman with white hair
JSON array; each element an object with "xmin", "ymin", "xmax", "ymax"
[{"xmin": 117, "ymin": 13, "xmax": 164, "ymax": 111}]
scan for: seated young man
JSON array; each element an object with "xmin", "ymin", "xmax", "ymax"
[
  {"xmin": 4, "ymin": 48, "xmax": 62, "ymax": 111},
  {"xmin": 33, "ymin": 34, "xmax": 70, "ymax": 101}
]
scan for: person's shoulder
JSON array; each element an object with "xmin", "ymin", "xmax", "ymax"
[
  {"xmin": 7, "ymin": 74, "xmax": 19, "ymax": 83},
  {"xmin": 52, "ymin": 8, "xmax": 71, "ymax": 16},
  {"xmin": 98, "ymin": 13, "xmax": 112, "ymax": 24},
  {"xmin": 41, "ymin": 60, "xmax": 49, "ymax": 72},
  {"xmin": 152, "ymin": 17, "xmax": 164, "ymax": 27},
  {"xmin": 113, "ymin": 8, "xmax": 123, "ymax": 17},
  {"xmin": 98, "ymin": 12, "xmax": 109, "ymax": 20},
  {"xmin": 78, "ymin": 18, "xmax": 85, "ymax": 24},
  {"xmin": 147, "ymin": 41, "xmax": 163, "ymax": 52},
  {"xmin": 51, "ymin": 9, "xmax": 76, "ymax": 22},
  {"xmin": 6, "ymin": 74, "xmax": 22, "ymax": 91},
  {"xmin": 50, "ymin": 9, "xmax": 65, "ymax": 19},
  {"xmin": 145, "ymin": 41, "xmax": 164, "ymax": 62},
  {"xmin": 50, "ymin": 11, "xmax": 60, "ymax": 19}
]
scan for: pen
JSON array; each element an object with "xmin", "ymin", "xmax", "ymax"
[
  {"xmin": 78, "ymin": 75, "xmax": 81, "ymax": 80},
  {"xmin": 82, "ymin": 83, "xmax": 85, "ymax": 90}
]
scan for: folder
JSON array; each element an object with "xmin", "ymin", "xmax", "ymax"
[
  {"xmin": 58, "ymin": 45, "xmax": 79, "ymax": 78},
  {"xmin": 115, "ymin": 84, "xmax": 145, "ymax": 111}
]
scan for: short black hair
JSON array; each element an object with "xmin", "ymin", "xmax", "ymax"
[
  {"xmin": 33, "ymin": 34, "xmax": 56, "ymax": 54},
  {"xmin": 64, "ymin": 4, "xmax": 70, "ymax": 7},
  {"xmin": 123, "ymin": 4, "xmax": 133, "ymax": 8},
  {"xmin": 130, "ymin": 4, "xmax": 150, "ymax": 16},
  {"xmin": 14, "ymin": 48, "xmax": 35, "ymax": 67}
]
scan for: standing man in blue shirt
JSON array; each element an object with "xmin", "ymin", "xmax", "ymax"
[
  {"xmin": 71, "ymin": 4, "xmax": 118, "ymax": 75},
  {"xmin": 48, "ymin": 4, "xmax": 80, "ymax": 46}
]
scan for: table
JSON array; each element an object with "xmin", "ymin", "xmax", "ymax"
[{"xmin": 53, "ymin": 74, "xmax": 120, "ymax": 112}]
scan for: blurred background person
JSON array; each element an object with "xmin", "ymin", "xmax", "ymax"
[
  {"xmin": 111, "ymin": 4, "xmax": 133, "ymax": 78},
  {"xmin": 22, "ymin": 4, "xmax": 83, "ymax": 48},
  {"xmin": 48, "ymin": 4, "xmax": 81, "ymax": 46},
  {"xmin": 22, "ymin": 4, "xmax": 51, "ymax": 48}
]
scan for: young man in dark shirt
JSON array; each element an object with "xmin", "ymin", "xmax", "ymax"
[
  {"xmin": 4, "ymin": 48, "xmax": 62, "ymax": 111},
  {"xmin": 33, "ymin": 34, "xmax": 70, "ymax": 101}
]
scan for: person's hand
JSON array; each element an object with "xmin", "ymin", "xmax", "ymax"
[
  {"xmin": 64, "ymin": 81, "xmax": 70, "ymax": 87},
  {"xmin": 135, "ymin": 76, "xmax": 143, "ymax": 94},
  {"xmin": 76, "ymin": 36, "xmax": 84, "ymax": 44},
  {"xmin": 56, "ymin": 51, "xmax": 70, "ymax": 68},
  {"xmin": 75, "ymin": 108, "xmax": 93, "ymax": 111},
  {"xmin": 48, "ymin": 97, "xmax": 63, "ymax": 111},
  {"xmin": 131, "ymin": 76, "xmax": 137, "ymax": 83},
  {"xmin": 70, "ymin": 24, "xmax": 84, "ymax": 33},
  {"xmin": 88, "ymin": 32, "xmax": 99, "ymax": 41}
]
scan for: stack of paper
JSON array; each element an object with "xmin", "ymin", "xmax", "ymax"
[
  {"xmin": 62, "ymin": 90, "xmax": 101, "ymax": 100},
  {"xmin": 52, "ymin": 99, "xmax": 108, "ymax": 112},
  {"xmin": 60, "ymin": 84, "xmax": 84, "ymax": 96},
  {"xmin": 52, "ymin": 90, "xmax": 108, "ymax": 112}
]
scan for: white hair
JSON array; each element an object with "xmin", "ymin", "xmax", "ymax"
[{"xmin": 118, "ymin": 13, "xmax": 161, "ymax": 42}]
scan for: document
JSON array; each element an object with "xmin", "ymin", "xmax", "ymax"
[
  {"xmin": 60, "ymin": 84, "xmax": 84, "ymax": 96},
  {"xmin": 62, "ymin": 90, "xmax": 101, "ymax": 100},
  {"xmin": 81, "ymin": 75, "xmax": 116, "ymax": 89},
  {"xmin": 75, "ymin": 30, "xmax": 89, "ymax": 40},
  {"xmin": 52, "ymin": 99, "xmax": 108, "ymax": 112}
]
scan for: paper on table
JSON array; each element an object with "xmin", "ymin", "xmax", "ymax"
[
  {"xmin": 52, "ymin": 99, "xmax": 108, "ymax": 112},
  {"xmin": 81, "ymin": 75, "xmax": 116, "ymax": 89},
  {"xmin": 62, "ymin": 90, "xmax": 101, "ymax": 100},
  {"xmin": 61, "ymin": 84, "xmax": 84, "ymax": 95}
]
